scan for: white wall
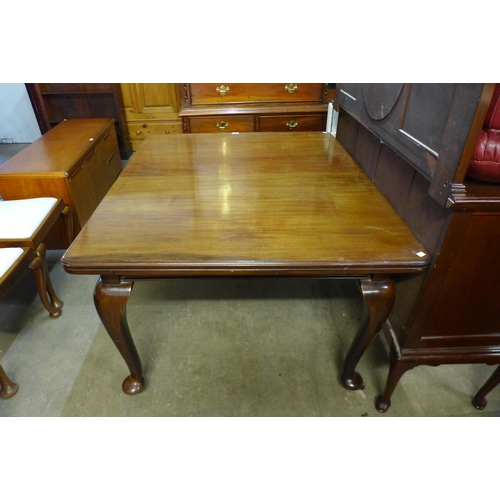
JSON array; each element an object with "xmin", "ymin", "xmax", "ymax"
[{"xmin": 0, "ymin": 83, "xmax": 41, "ymax": 143}]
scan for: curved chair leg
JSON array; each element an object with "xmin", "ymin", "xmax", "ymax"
[
  {"xmin": 472, "ymin": 365, "xmax": 500, "ymax": 410},
  {"xmin": 29, "ymin": 243, "xmax": 64, "ymax": 318},
  {"xmin": 0, "ymin": 364, "xmax": 19, "ymax": 398}
]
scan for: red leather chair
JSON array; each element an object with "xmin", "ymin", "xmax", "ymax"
[{"xmin": 467, "ymin": 84, "xmax": 500, "ymax": 182}]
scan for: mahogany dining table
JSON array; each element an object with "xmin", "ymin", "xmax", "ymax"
[{"xmin": 62, "ymin": 132, "xmax": 429, "ymax": 396}]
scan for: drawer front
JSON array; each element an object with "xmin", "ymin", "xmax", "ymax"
[
  {"xmin": 189, "ymin": 84, "xmax": 324, "ymax": 106},
  {"xmin": 188, "ymin": 116, "xmax": 255, "ymax": 133},
  {"xmin": 258, "ymin": 114, "xmax": 326, "ymax": 132},
  {"xmin": 127, "ymin": 121, "xmax": 184, "ymax": 141}
]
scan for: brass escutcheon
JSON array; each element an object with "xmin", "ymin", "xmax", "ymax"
[
  {"xmin": 284, "ymin": 83, "xmax": 298, "ymax": 93},
  {"xmin": 216, "ymin": 85, "xmax": 230, "ymax": 96}
]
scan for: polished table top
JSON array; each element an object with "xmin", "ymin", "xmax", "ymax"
[{"xmin": 62, "ymin": 132, "xmax": 429, "ymax": 277}]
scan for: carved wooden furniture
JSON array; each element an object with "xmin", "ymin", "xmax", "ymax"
[
  {"xmin": 61, "ymin": 132, "xmax": 428, "ymax": 395},
  {"xmin": 0, "ymin": 118, "xmax": 122, "ymax": 249},
  {"xmin": 120, "ymin": 83, "xmax": 183, "ymax": 151},
  {"xmin": 25, "ymin": 83, "xmax": 133, "ymax": 160},
  {"xmin": 335, "ymin": 83, "xmax": 500, "ymax": 411},
  {"xmin": 0, "ymin": 197, "xmax": 70, "ymax": 318},
  {"xmin": 178, "ymin": 84, "xmax": 328, "ymax": 134},
  {"xmin": 0, "ymin": 364, "xmax": 18, "ymax": 398}
]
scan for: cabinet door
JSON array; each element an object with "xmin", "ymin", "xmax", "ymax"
[
  {"xmin": 95, "ymin": 125, "xmax": 122, "ymax": 187},
  {"xmin": 66, "ymin": 153, "xmax": 101, "ymax": 230},
  {"xmin": 120, "ymin": 84, "xmax": 183, "ymax": 148}
]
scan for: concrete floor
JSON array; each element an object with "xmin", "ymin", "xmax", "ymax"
[{"xmin": 1, "ymin": 143, "xmax": 499, "ymax": 417}]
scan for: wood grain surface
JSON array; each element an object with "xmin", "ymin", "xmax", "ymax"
[{"xmin": 62, "ymin": 132, "xmax": 429, "ymax": 277}]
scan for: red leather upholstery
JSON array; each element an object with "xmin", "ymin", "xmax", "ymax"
[{"xmin": 468, "ymin": 84, "xmax": 500, "ymax": 183}]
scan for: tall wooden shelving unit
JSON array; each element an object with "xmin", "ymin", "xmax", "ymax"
[{"xmin": 25, "ymin": 83, "xmax": 133, "ymax": 160}]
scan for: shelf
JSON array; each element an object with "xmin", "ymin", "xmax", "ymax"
[{"xmin": 40, "ymin": 90, "xmax": 115, "ymax": 96}]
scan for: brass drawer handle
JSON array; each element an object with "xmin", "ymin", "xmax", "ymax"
[
  {"xmin": 216, "ymin": 121, "xmax": 229, "ymax": 130},
  {"xmin": 216, "ymin": 85, "xmax": 230, "ymax": 96},
  {"xmin": 284, "ymin": 83, "xmax": 298, "ymax": 93},
  {"xmin": 286, "ymin": 120, "xmax": 299, "ymax": 129}
]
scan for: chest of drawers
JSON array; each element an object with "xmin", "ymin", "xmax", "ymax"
[{"xmin": 178, "ymin": 83, "xmax": 328, "ymax": 133}]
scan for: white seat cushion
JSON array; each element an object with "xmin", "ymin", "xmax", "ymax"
[
  {"xmin": 0, "ymin": 247, "xmax": 24, "ymax": 277},
  {"xmin": 0, "ymin": 197, "xmax": 58, "ymax": 239}
]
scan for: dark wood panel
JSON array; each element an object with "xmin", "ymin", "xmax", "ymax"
[
  {"xmin": 361, "ymin": 83, "xmax": 404, "ymax": 121},
  {"xmin": 336, "ymin": 110, "xmax": 359, "ymax": 158},
  {"xmin": 338, "ymin": 83, "xmax": 488, "ymax": 206},
  {"xmin": 401, "ymin": 83, "xmax": 457, "ymax": 155},
  {"xmin": 400, "ymin": 171, "xmax": 450, "ymax": 256},
  {"xmin": 413, "ymin": 212, "xmax": 500, "ymax": 341},
  {"xmin": 354, "ymin": 124, "xmax": 381, "ymax": 179},
  {"xmin": 43, "ymin": 94, "xmax": 117, "ymax": 124},
  {"xmin": 373, "ymin": 144, "xmax": 414, "ymax": 213}
]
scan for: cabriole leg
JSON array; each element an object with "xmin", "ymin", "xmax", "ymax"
[
  {"xmin": 0, "ymin": 364, "xmax": 19, "ymax": 398},
  {"xmin": 94, "ymin": 277, "xmax": 144, "ymax": 395},
  {"xmin": 375, "ymin": 354, "xmax": 415, "ymax": 413},
  {"xmin": 341, "ymin": 275, "xmax": 395, "ymax": 391},
  {"xmin": 472, "ymin": 364, "xmax": 500, "ymax": 410},
  {"xmin": 29, "ymin": 243, "xmax": 64, "ymax": 318}
]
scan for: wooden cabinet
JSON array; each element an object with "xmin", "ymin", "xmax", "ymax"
[
  {"xmin": 26, "ymin": 83, "xmax": 133, "ymax": 160},
  {"xmin": 335, "ymin": 83, "xmax": 500, "ymax": 410},
  {"xmin": 120, "ymin": 83, "xmax": 183, "ymax": 150},
  {"xmin": 178, "ymin": 83, "xmax": 328, "ymax": 134},
  {"xmin": 0, "ymin": 118, "xmax": 122, "ymax": 249}
]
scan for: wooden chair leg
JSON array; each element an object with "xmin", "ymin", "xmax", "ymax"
[
  {"xmin": 0, "ymin": 364, "xmax": 18, "ymax": 398},
  {"xmin": 61, "ymin": 206, "xmax": 74, "ymax": 245},
  {"xmin": 29, "ymin": 243, "xmax": 64, "ymax": 318},
  {"xmin": 472, "ymin": 365, "xmax": 500, "ymax": 410}
]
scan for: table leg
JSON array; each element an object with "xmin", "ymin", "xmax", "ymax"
[
  {"xmin": 94, "ymin": 277, "xmax": 145, "ymax": 395},
  {"xmin": 341, "ymin": 275, "xmax": 395, "ymax": 391}
]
